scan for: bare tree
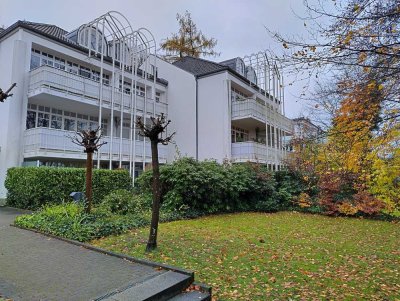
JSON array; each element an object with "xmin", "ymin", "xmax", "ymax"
[
  {"xmin": 70, "ymin": 128, "xmax": 107, "ymax": 213},
  {"xmin": 136, "ymin": 113, "xmax": 175, "ymax": 252},
  {"xmin": 0, "ymin": 83, "xmax": 17, "ymax": 102}
]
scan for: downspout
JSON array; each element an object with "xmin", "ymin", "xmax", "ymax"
[{"xmin": 195, "ymin": 76, "xmax": 199, "ymax": 161}]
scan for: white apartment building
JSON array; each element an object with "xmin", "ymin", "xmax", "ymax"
[
  {"xmin": 0, "ymin": 12, "xmax": 293, "ymax": 199},
  {"xmin": 157, "ymin": 55, "xmax": 293, "ymax": 170}
]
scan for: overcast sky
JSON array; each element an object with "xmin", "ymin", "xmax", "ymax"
[{"xmin": 0, "ymin": 0, "xmax": 314, "ymax": 118}]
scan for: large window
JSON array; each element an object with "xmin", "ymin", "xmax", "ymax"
[
  {"xmin": 30, "ymin": 49, "xmax": 41, "ymax": 70},
  {"xmin": 231, "ymin": 126, "xmax": 249, "ymax": 143},
  {"xmin": 38, "ymin": 112, "xmax": 50, "ymax": 128},
  {"xmin": 26, "ymin": 105, "xmax": 108, "ymax": 135},
  {"xmin": 26, "ymin": 110, "xmax": 36, "ymax": 129}
]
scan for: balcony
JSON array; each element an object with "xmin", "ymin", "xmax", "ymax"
[
  {"xmin": 23, "ymin": 128, "xmax": 167, "ymax": 162},
  {"xmin": 232, "ymin": 98, "xmax": 266, "ymax": 123},
  {"xmin": 231, "ymin": 141, "xmax": 281, "ymax": 163},
  {"xmin": 28, "ymin": 65, "xmax": 167, "ymax": 115},
  {"xmin": 232, "ymin": 98, "xmax": 293, "ymax": 133}
]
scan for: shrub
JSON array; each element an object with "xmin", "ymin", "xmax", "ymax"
[
  {"xmin": 14, "ymin": 203, "xmax": 148, "ymax": 242},
  {"xmin": 100, "ymin": 189, "xmax": 151, "ymax": 215},
  {"xmin": 136, "ymin": 158, "xmax": 287, "ymax": 214},
  {"xmin": 5, "ymin": 167, "xmax": 132, "ymax": 209},
  {"xmin": 354, "ymin": 191, "xmax": 385, "ymax": 215}
]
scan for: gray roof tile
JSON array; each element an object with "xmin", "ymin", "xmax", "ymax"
[{"xmin": 173, "ymin": 56, "xmax": 228, "ymax": 76}]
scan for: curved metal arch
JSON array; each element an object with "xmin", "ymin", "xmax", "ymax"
[
  {"xmin": 125, "ymin": 27, "xmax": 157, "ymax": 68},
  {"xmin": 76, "ymin": 11, "xmax": 135, "ymax": 57}
]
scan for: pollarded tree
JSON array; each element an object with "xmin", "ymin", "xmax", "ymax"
[
  {"xmin": 160, "ymin": 11, "xmax": 219, "ymax": 62},
  {"xmin": 0, "ymin": 83, "xmax": 17, "ymax": 102},
  {"xmin": 136, "ymin": 113, "xmax": 175, "ymax": 252},
  {"xmin": 70, "ymin": 128, "xmax": 107, "ymax": 213}
]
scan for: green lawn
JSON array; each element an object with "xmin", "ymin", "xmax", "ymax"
[{"xmin": 91, "ymin": 212, "xmax": 400, "ymax": 301}]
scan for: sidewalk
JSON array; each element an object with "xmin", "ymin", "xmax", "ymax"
[{"xmin": 0, "ymin": 207, "xmax": 189, "ymax": 301}]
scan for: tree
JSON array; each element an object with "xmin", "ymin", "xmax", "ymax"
[
  {"xmin": 268, "ymin": 0, "xmax": 399, "ymax": 126},
  {"xmin": 136, "ymin": 113, "xmax": 175, "ymax": 251},
  {"xmin": 71, "ymin": 128, "xmax": 106, "ymax": 213},
  {"xmin": 160, "ymin": 11, "xmax": 219, "ymax": 62},
  {"xmin": 0, "ymin": 83, "xmax": 17, "ymax": 102}
]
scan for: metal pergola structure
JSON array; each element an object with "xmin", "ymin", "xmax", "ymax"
[
  {"xmin": 72, "ymin": 11, "xmax": 158, "ymax": 185},
  {"xmin": 243, "ymin": 51, "xmax": 285, "ymax": 115},
  {"xmin": 242, "ymin": 51, "xmax": 289, "ymax": 166}
]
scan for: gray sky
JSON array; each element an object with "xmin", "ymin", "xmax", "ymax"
[{"xmin": 0, "ymin": 0, "xmax": 312, "ymax": 118}]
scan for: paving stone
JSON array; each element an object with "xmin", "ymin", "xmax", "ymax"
[{"xmin": 0, "ymin": 207, "xmax": 166, "ymax": 301}]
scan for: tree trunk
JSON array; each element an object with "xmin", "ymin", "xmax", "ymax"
[
  {"xmin": 146, "ymin": 139, "xmax": 161, "ymax": 252},
  {"xmin": 86, "ymin": 152, "xmax": 93, "ymax": 214}
]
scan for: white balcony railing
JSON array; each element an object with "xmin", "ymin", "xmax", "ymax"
[
  {"xmin": 28, "ymin": 65, "xmax": 168, "ymax": 115},
  {"xmin": 232, "ymin": 98, "xmax": 266, "ymax": 122},
  {"xmin": 23, "ymin": 128, "xmax": 167, "ymax": 161},
  {"xmin": 231, "ymin": 141, "xmax": 280, "ymax": 163},
  {"xmin": 232, "ymin": 98, "xmax": 293, "ymax": 133}
]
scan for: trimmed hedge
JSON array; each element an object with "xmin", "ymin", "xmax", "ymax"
[{"xmin": 5, "ymin": 167, "xmax": 132, "ymax": 209}]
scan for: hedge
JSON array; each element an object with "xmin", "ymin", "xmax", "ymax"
[{"xmin": 5, "ymin": 167, "xmax": 132, "ymax": 209}]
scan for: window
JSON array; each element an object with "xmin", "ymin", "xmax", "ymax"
[
  {"xmin": 67, "ymin": 61, "xmax": 79, "ymax": 75},
  {"xmin": 231, "ymin": 126, "xmax": 249, "ymax": 143},
  {"xmin": 102, "ymin": 74, "xmax": 110, "ymax": 85},
  {"xmin": 38, "ymin": 112, "xmax": 49, "ymax": 127},
  {"xmin": 30, "ymin": 49, "xmax": 41, "ymax": 70},
  {"xmin": 92, "ymin": 71, "xmax": 100, "ymax": 82},
  {"xmin": 51, "ymin": 115, "xmax": 62, "ymax": 129},
  {"xmin": 26, "ymin": 111, "xmax": 36, "ymax": 129},
  {"xmin": 79, "ymin": 66, "xmax": 91, "ymax": 78},
  {"xmin": 136, "ymin": 85, "xmax": 145, "ymax": 97},
  {"xmin": 64, "ymin": 118, "xmax": 76, "ymax": 131},
  {"xmin": 77, "ymin": 120, "xmax": 88, "ymax": 131},
  {"xmin": 41, "ymin": 52, "xmax": 54, "ymax": 67},
  {"xmin": 54, "ymin": 57, "xmax": 65, "ymax": 70},
  {"xmin": 156, "ymin": 92, "xmax": 161, "ymax": 102}
]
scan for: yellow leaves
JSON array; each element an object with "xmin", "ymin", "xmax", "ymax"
[
  {"xmin": 343, "ymin": 31, "xmax": 354, "ymax": 46},
  {"xmin": 358, "ymin": 52, "xmax": 367, "ymax": 64},
  {"xmin": 353, "ymin": 4, "xmax": 360, "ymax": 12},
  {"xmin": 283, "ymin": 42, "xmax": 289, "ymax": 49}
]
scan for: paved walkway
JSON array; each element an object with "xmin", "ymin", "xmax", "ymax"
[{"xmin": 0, "ymin": 207, "xmax": 168, "ymax": 301}]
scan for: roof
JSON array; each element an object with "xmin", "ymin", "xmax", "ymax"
[
  {"xmin": 173, "ymin": 56, "xmax": 229, "ymax": 77},
  {"xmin": 172, "ymin": 56, "xmax": 267, "ymax": 94},
  {"xmin": 0, "ymin": 21, "xmax": 168, "ymax": 86},
  {"xmin": 219, "ymin": 58, "xmax": 240, "ymax": 70}
]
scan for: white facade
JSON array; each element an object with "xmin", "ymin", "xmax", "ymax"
[
  {"xmin": 0, "ymin": 13, "xmax": 293, "ymax": 199},
  {"xmin": 0, "ymin": 15, "xmax": 168, "ymax": 198},
  {"xmin": 157, "ymin": 56, "xmax": 293, "ymax": 169}
]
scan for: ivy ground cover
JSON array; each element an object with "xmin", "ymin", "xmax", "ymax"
[{"xmin": 91, "ymin": 212, "xmax": 400, "ymax": 301}]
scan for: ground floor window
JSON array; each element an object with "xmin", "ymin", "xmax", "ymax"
[{"xmin": 231, "ymin": 126, "xmax": 249, "ymax": 143}]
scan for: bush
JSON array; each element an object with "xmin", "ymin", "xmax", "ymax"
[
  {"xmin": 14, "ymin": 203, "xmax": 148, "ymax": 242},
  {"xmin": 5, "ymin": 167, "xmax": 132, "ymax": 209},
  {"xmin": 100, "ymin": 189, "xmax": 151, "ymax": 215},
  {"xmin": 136, "ymin": 158, "xmax": 293, "ymax": 214}
]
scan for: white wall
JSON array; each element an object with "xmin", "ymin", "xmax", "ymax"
[
  {"xmin": 197, "ymin": 72, "xmax": 231, "ymax": 162},
  {"xmin": 156, "ymin": 58, "xmax": 197, "ymax": 161},
  {"xmin": 0, "ymin": 29, "xmax": 29, "ymax": 198}
]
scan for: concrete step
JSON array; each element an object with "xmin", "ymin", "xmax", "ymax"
[
  {"xmin": 101, "ymin": 270, "xmax": 193, "ymax": 301},
  {"xmin": 168, "ymin": 290, "xmax": 211, "ymax": 301}
]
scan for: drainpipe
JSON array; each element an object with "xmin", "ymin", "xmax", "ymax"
[{"xmin": 195, "ymin": 77, "xmax": 199, "ymax": 161}]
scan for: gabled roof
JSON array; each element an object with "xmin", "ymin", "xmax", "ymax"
[
  {"xmin": 0, "ymin": 20, "xmax": 80, "ymax": 47},
  {"xmin": 173, "ymin": 56, "xmax": 228, "ymax": 77}
]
